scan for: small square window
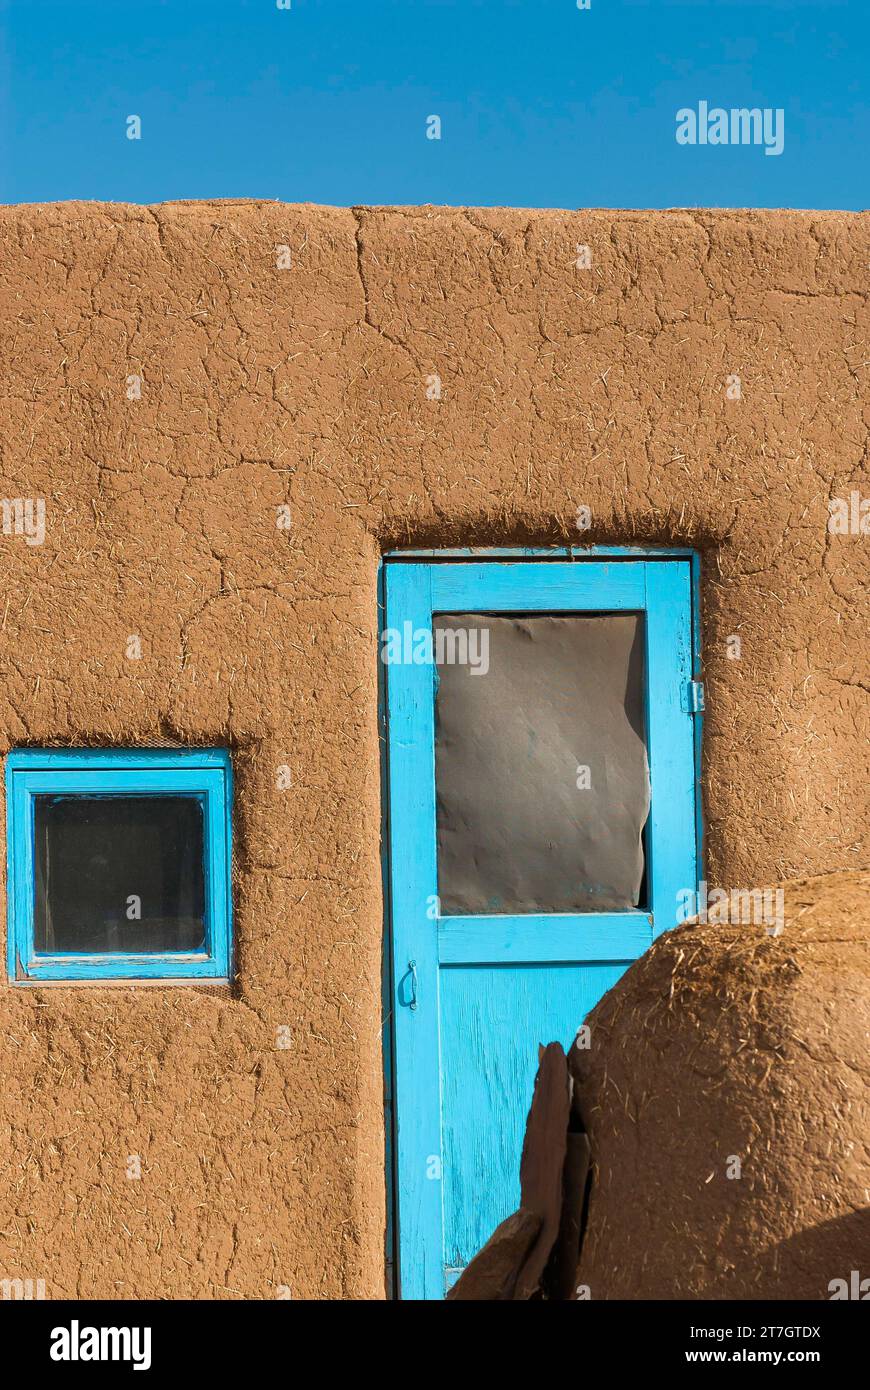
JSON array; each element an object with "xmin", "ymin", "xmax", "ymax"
[{"xmin": 6, "ymin": 749, "xmax": 232, "ymax": 982}]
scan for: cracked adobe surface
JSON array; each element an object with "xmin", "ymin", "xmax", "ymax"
[{"xmin": 0, "ymin": 202, "xmax": 866, "ymax": 1297}]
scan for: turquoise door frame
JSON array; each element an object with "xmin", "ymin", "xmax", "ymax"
[{"xmin": 381, "ymin": 552, "xmax": 701, "ymax": 1300}]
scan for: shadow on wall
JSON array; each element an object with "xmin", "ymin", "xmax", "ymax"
[{"xmin": 760, "ymin": 1211, "xmax": 870, "ymax": 1301}]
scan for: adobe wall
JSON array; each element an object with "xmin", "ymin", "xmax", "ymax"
[{"xmin": 0, "ymin": 201, "xmax": 866, "ymax": 1298}]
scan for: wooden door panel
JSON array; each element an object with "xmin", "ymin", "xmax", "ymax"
[{"xmin": 383, "ymin": 556, "xmax": 699, "ymax": 1299}]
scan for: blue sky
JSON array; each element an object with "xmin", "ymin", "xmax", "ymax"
[{"xmin": 0, "ymin": 0, "xmax": 866, "ymax": 209}]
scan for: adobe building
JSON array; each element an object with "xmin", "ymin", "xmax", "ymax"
[{"xmin": 0, "ymin": 202, "xmax": 866, "ymax": 1300}]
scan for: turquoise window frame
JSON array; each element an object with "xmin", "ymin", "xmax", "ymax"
[
  {"xmin": 381, "ymin": 549, "xmax": 702, "ymax": 1299},
  {"xmin": 5, "ymin": 748, "xmax": 233, "ymax": 983}
]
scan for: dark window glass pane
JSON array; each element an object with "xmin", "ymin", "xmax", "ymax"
[
  {"xmin": 33, "ymin": 795, "xmax": 206, "ymax": 953},
  {"xmin": 434, "ymin": 613, "xmax": 650, "ymax": 914}
]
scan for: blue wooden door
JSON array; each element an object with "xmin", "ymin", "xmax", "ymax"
[{"xmin": 382, "ymin": 556, "xmax": 699, "ymax": 1299}]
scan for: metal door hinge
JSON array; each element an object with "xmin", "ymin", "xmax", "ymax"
[{"xmin": 682, "ymin": 680, "xmax": 705, "ymax": 713}]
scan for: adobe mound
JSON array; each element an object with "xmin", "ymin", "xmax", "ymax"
[{"xmin": 569, "ymin": 870, "xmax": 870, "ymax": 1299}]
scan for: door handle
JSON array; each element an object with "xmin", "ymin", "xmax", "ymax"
[{"xmin": 407, "ymin": 959, "xmax": 418, "ymax": 1011}]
